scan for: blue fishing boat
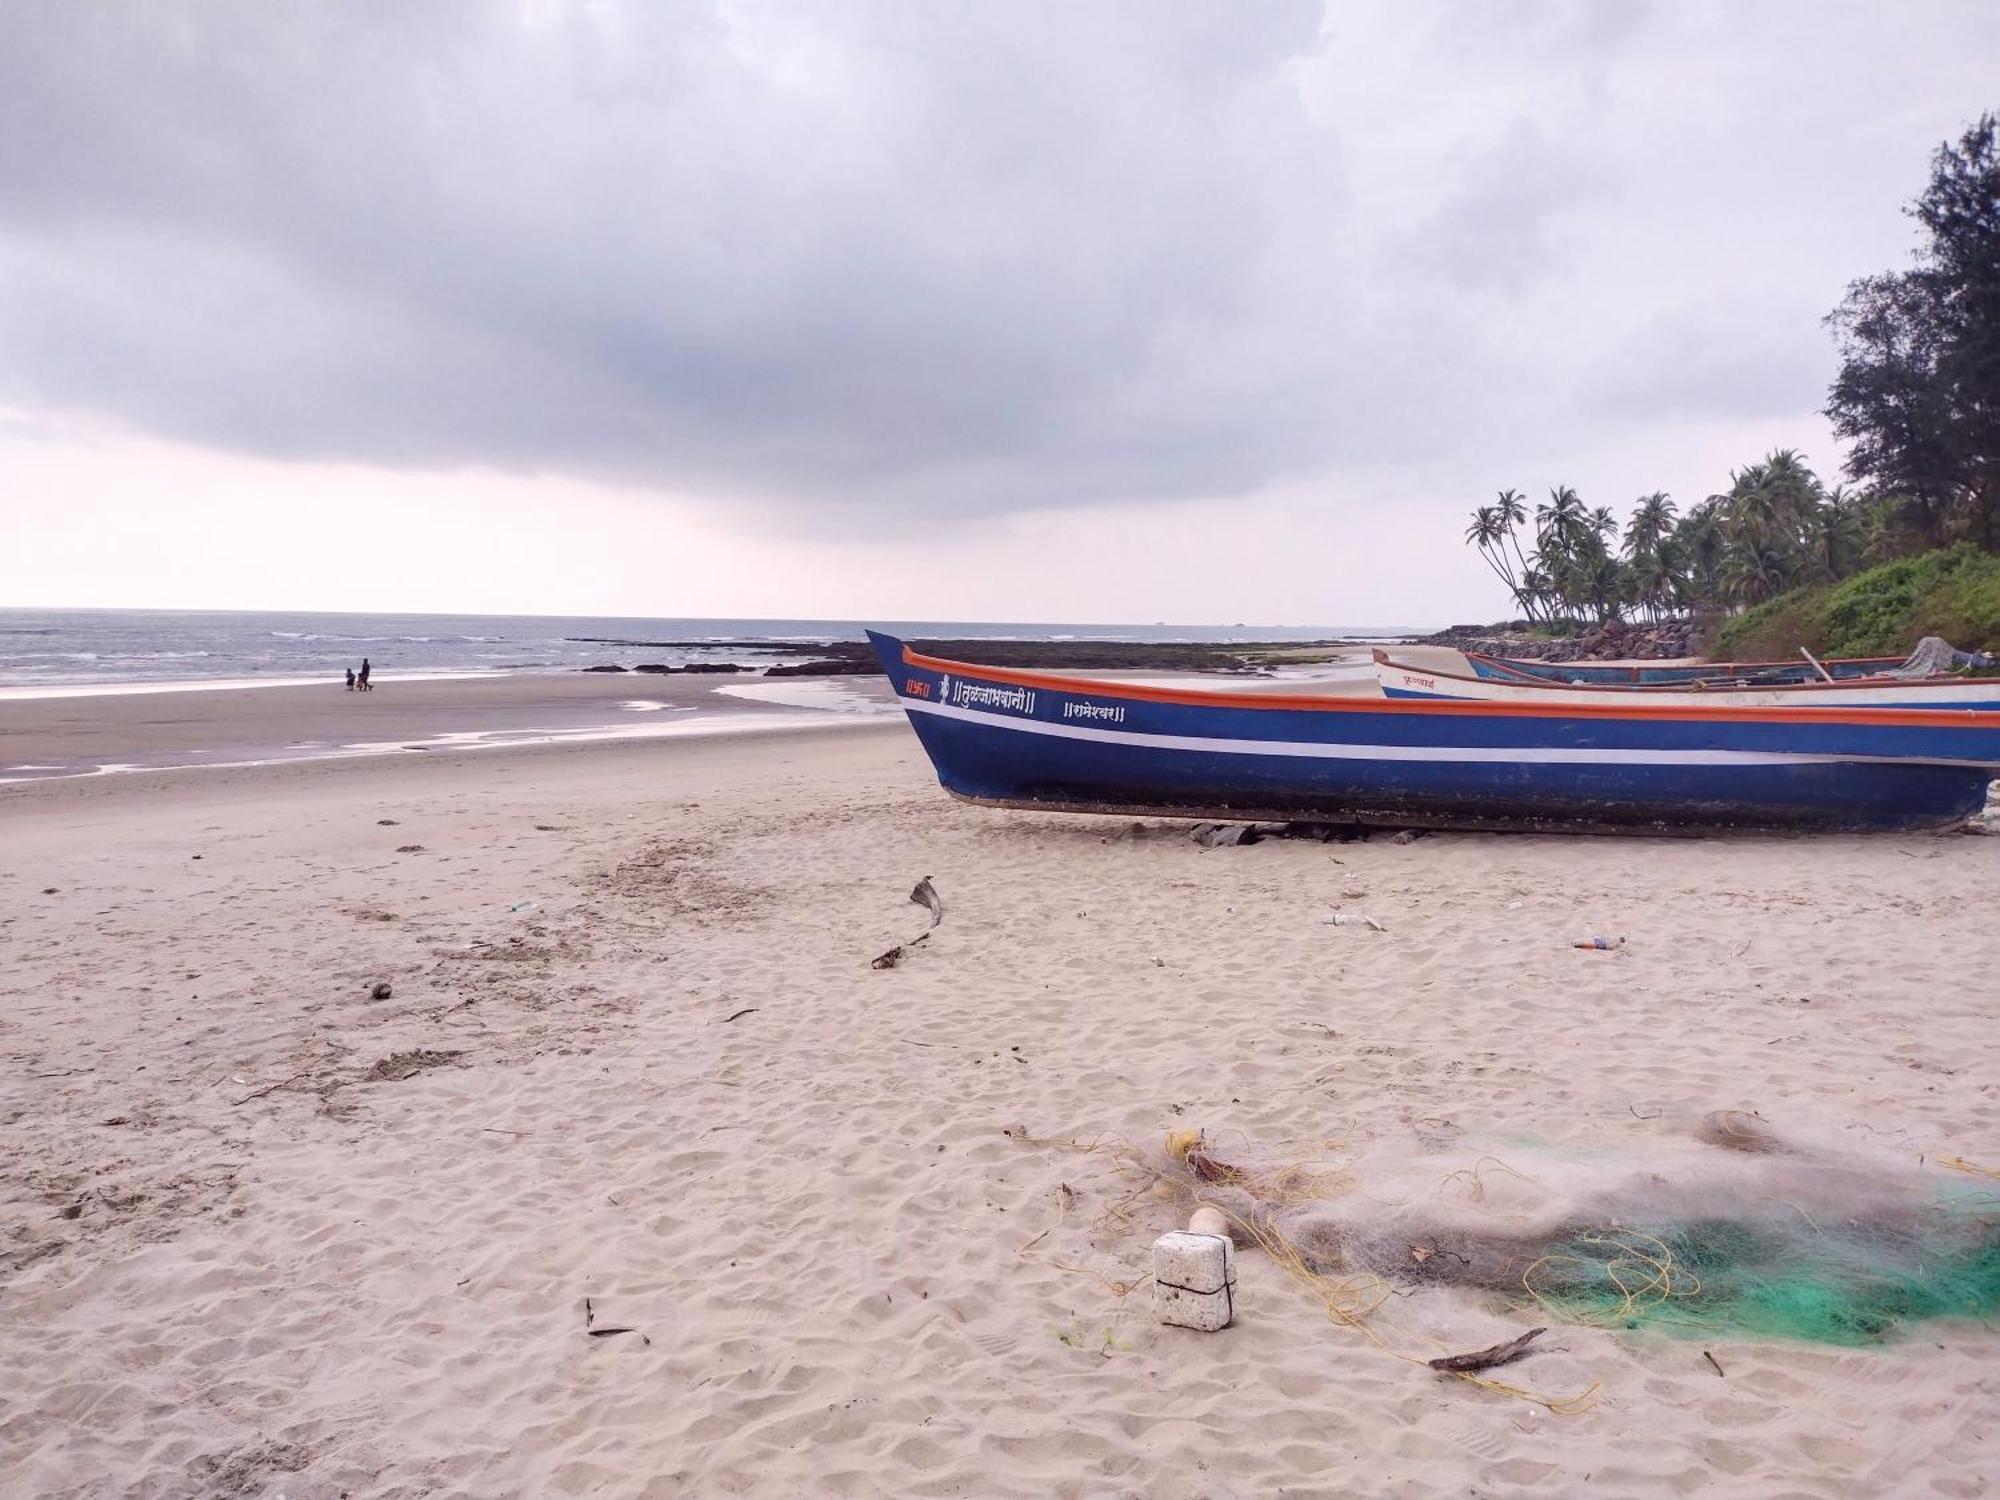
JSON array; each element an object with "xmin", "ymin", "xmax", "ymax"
[{"xmin": 867, "ymin": 631, "xmax": 2000, "ymax": 834}]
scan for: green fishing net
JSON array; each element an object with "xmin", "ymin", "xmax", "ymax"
[{"xmin": 1521, "ymin": 1209, "xmax": 2000, "ymax": 1345}]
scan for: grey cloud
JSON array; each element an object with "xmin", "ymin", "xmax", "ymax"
[
  {"xmin": 3, "ymin": 0, "xmax": 1994, "ymax": 532},
  {"xmin": 0, "ymin": 0, "xmax": 1393, "ymax": 516},
  {"xmin": 1585, "ymin": 293, "xmax": 1836, "ymax": 424},
  {"xmin": 1406, "ymin": 120, "xmax": 1609, "ymax": 294}
]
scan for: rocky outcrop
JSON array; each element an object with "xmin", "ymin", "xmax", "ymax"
[
  {"xmin": 1421, "ymin": 619, "xmax": 1700, "ymax": 663},
  {"xmin": 626, "ymin": 662, "xmax": 753, "ymax": 674},
  {"xmin": 582, "ymin": 663, "xmax": 629, "ymax": 673},
  {"xmin": 765, "ymin": 659, "xmax": 877, "ymax": 677}
]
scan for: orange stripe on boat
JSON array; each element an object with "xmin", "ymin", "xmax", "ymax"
[{"xmin": 898, "ymin": 644, "xmax": 2000, "ymax": 729}]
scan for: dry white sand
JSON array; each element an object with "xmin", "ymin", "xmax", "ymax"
[{"xmin": 5, "ymin": 719, "xmax": 2000, "ymax": 1498}]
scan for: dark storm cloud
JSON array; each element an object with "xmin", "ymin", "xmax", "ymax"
[
  {"xmin": 0, "ymin": 0, "xmax": 1393, "ymax": 514},
  {"xmin": 3, "ymin": 1, "xmax": 1996, "ymax": 529}
]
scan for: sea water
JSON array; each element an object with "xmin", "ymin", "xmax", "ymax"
[{"xmin": 0, "ymin": 608, "xmax": 1419, "ymax": 693}]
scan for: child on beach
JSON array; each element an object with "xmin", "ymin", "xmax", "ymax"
[{"xmin": 345, "ymin": 667, "xmax": 356, "ymax": 691}]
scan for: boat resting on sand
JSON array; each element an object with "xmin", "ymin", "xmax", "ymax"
[
  {"xmin": 1377, "ymin": 650, "xmax": 2000, "ymax": 712},
  {"xmin": 867, "ymin": 632, "xmax": 2000, "ymax": 834},
  {"xmin": 1468, "ymin": 651, "xmax": 1905, "ymax": 687}
]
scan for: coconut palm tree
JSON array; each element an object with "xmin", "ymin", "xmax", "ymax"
[
  {"xmin": 1622, "ymin": 492, "xmax": 1677, "ymax": 561},
  {"xmin": 1722, "ymin": 538, "xmax": 1791, "ymax": 607},
  {"xmin": 1534, "ymin": 487, "xmax": 1591, "ymax": 618},
  {"xmin": 1805, "ymin": 485, "xmax": 1864, "ymax": 580},
  {"xmin": 1537, "ymin": 486, "xmax": 1586, "ymax": 549},
  {"xmin": 1492, "ymin": 488, "xmax": 1537, "ymax": 615},
  {"xmin": 1582, "ymin": 553, "xmax": 1629, "ymax": 621},
  {"xmin": 1463, "ymin": 504, "xmax": 1522, "ymax": 604}
]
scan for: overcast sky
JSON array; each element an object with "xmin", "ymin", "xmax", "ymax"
[{"xmin": 2, "ymin": 1, "xmax": 1996, "ymax": 627}]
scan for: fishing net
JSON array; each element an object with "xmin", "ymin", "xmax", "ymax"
[
  {"xmin": 1520, "ymin": 1214, "xmax": 2000, "ymax": 1345},
  {"xmin": 1156, "ymin": 1114, "xmax": 2000, "ymax": 1349},
  {"xmin": 1892, "ymin": 636, "xmax": 1995, "ymax": 677}
]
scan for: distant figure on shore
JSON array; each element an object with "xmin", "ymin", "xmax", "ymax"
[
  {"xmin": 345, "ymin": 667, "xmax": 356, "ymax": 691},
  {"xmin": 359, "ymin": 658, "xmax": 372, "ymax": 692}
]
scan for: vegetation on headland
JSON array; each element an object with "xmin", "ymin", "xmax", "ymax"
[
  {"xmin": 1460, "ymin": 112, "xmax": 2000, "ymax": 655},
  {"xmin": 1715, "ymin": 545, "xmax": 2000, "ymax": 660}
]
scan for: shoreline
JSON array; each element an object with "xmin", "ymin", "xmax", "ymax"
[
  {"xmin": 0, "ymin": 671, "xmax": 901, "ymax": 785},
  {"xmin": 0, "ymin": 669, "xmax": 513, "ymax": 702},
  {"xmin": 0, "ymin": 652, "xmax": 1382, "ymax": 786}
]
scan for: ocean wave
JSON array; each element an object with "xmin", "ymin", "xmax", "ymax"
[{"xmin": 269, "ymin": 631, "xmax": 443, "ymax": 643}]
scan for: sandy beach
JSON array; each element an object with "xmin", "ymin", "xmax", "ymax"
[
  {"xmin": 5, "ymin": 700, "xmax": 2000, "ymax": 1499},
  {"xmin": 0, "ymin": 672, "xmax": 900, "ymax": 783}
]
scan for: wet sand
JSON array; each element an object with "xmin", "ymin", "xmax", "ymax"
[{"xmin": 0, "ymin": 671, "xmax": 898, "ymax": 782}]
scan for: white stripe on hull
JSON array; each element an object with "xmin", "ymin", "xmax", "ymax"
[{"xmin": 901, "ymin": 698, "xmax": 1881, "ymax": 767}]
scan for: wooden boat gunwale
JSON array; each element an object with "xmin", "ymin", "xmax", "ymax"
[{"xmin": 1470, "ymin": 649, "xmax": 1906, "ymax": 685}]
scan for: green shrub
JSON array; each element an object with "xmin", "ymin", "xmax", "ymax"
[{"xmin": 1715, "ymin": 546, "xmax": 2000, "ymax": 660}]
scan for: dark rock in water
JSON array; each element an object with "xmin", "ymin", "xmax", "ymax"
[
  {"xmin": 766, "ymin": 659, "xmax": 877, "ymax": 677},
  {"xmin": 678, "ymin": 662, "xmax": 749, "ymax": 674},
  {"xmin": 1420, "ymin": 616, "xmax": 1701, "ymax": 663},
  {"xmin": 583, "ymin": 664, "xmax": 628, "ymax": 673},
  {"xmin": 632, "ymin": 663, "xmax": 673, "ymax": 674},
  {"xmin": 572, "ymin": 636, "xmax": 1351, "ymax": 671}
]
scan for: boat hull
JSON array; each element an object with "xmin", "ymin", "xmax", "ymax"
[{"xmin": 871, "ymin": 634, "xmax": 2000, "ymax": 834}]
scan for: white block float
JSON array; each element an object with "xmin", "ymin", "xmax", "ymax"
[{"xmin": 1152, "ymin": 1230, "xmax": 1236, "ymax": 1331}]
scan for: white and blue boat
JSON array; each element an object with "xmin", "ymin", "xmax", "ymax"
[
  {"xmin": 868, "ymin": 631, "xmax": 2000, "ymax": 834},
  {"xmin": 1465, "ymin": 651, "xmax": 1904, "ymax": 687},
  {"xmin": 1377, "ymin": 650, "xmax": 2000, "ymax": 712}
]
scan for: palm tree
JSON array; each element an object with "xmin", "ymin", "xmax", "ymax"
[
  {"xmin": 1672, "ymin": 500, "xmax": 1727, "ymax": 603},
  {"xmin": 1806, "ymin": 485, "xmax": 1864, "ymax": 580},
  {"xmin": 1534, "ymin": 487, "xmax": 1590, "ymax": 618},
  {"xmin": 1759, "ymin": 449, "xmax": 1820, "ymax": 533},
  {"xmin": 1622, "ymin": 492, "xmax": 1677, "ymax": 561},
  {"xmin": 1493, "ymin": 488, "xmax": 1536, "ymax": 615},
  {"xmin": 1722, "ymin": 538, "xmax": 1790, "ymax": 607},
  {"xmin": 1726, "ymin": 461, "xmax": 1784, "ymax": 547},
  {"xmin": 1537, "ymin": 486, "xmax": 1587, "ymax": 550},
  {"xmin": 1464, "ymin": 504, "xmax": 1523, "ymax": 608},
  {"xmin": 1585, "ymin": 553, "xmax": 1630, "ymax": 622},
  {"xmin": 1519, "ymin": 560, "xmax": 1554, "ymax": 622}
]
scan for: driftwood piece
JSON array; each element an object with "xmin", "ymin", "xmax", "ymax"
[
  {"xmin": 871, "ymin": 932, "xmax": 930, "ymax": 969},
  {"xmin": 1427, "ymin": 1327, "xmax": 1546, "ymax": 1373}
]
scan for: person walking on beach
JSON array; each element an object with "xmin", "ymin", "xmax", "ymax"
[
  {"xmin": 345, "ymin": 667, "xmax": 356, "ymax": 691},
  {"xmin": 358, "ymin": 657, "xmax": 372, "ymax": 691}
]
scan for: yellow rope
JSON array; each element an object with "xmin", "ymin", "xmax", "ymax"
[{"xmin": 1015, "ymin": 1125, "xmax": 1599, "ymax": 1412}]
